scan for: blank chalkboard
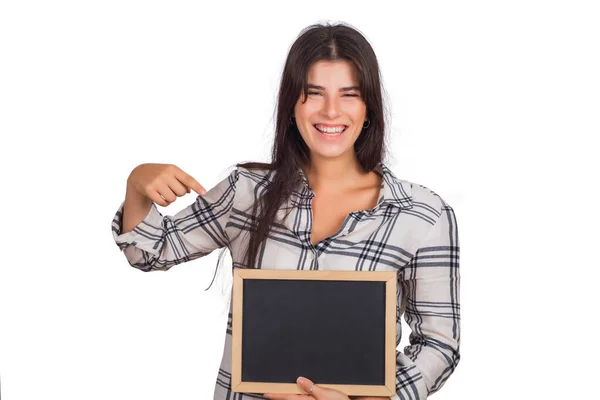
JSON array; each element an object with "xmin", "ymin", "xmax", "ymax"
[{"xmin": 231, "ymin": 269, "xmax": 397, "ymax": 397}]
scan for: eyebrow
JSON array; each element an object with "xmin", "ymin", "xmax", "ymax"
[{"xmin": 307, "ymin": 84, "xmax": 360, "ymax": 92}]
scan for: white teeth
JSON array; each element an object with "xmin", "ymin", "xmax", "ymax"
[{"xmin": 315, "ymin": 125, "xmax": 346, "ymax": 134}]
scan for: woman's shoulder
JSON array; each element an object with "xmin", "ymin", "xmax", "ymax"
[
  {"xmin": 410, "ymin": 180, "xmax": 452, "ymax": 209},
  {"xmin": 219, "ymin": 162, "xmax": 277, "ymax": 201},
  {"xmin": 380, "ymin": 163, "xmax": 453, "ymax": 213},
  {"xmin": 400, "ymin": 178, "xmax": 457, "ymax": 236},
  {"xmin": 234, "ymin": 162, "xmax": 274, "ymax": 177},
  {"xmin": 231, "ymin": 162, "xmax": 277, "ymax": 190}
]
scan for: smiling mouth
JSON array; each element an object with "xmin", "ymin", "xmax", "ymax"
[{"xmin": 313, "ymin": 124, "xmax": 347, "ymax": 136}]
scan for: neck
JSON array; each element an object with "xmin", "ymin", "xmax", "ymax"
[{"xmin": 303, "ymin": 155, "xmax": 367, "ymax": 192}]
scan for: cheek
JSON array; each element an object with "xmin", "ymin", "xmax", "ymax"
[
  {"xmin": 295, "ymin": 102, "xmax": 319, "ymax": 119},
  {"xmin": 293, "ymin": 103, "xmax": 305, "ymax": 119},
  {"xmin": 343, "ymin": 103, "xmax": 367, "ymax": 118}
]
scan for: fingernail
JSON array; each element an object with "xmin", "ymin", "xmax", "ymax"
[{"xmin": 298, "ymin": 378, "xmax": 304, "ymax": 384}]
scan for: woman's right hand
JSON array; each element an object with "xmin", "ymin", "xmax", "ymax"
[{"xmin": 126, "ymin": 163, "xmax": 207, "ymax": 207}]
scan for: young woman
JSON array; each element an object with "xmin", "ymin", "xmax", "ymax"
[{"xmin": 112, "ymin": 22, "xmax": 461, "ymax": 400}]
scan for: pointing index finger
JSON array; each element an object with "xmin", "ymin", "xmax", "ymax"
[
  {"xmin": 176, "ymin": 169, "xmax": 206, "ymax": 195},
  {"xmin": 189, "ymin": 178, "xmax": 207, "ymax": 196}
]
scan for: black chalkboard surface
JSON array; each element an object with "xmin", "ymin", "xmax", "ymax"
[{"xmin": 231, "ymin": 269, "xmax": 397, "ymax": 397}]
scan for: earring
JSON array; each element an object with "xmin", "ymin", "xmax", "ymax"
[
  {"xmin": 363, "ymin": 119, "xmax": 370, "ymax": 129},
  {"xmin": 289, "ymin": 116, "xmax": 296, "ymax": 125}
]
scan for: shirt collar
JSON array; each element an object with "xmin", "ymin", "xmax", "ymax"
[{"xmin": 297, "ymin": 161, "xmax": 413, "ymax": 210}]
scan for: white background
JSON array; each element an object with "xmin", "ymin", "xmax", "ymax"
[{"xmin": 1, "ymin": 1, "xmax": 599, "ymax": 399}]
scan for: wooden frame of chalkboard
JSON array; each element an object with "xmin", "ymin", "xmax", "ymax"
[{"xmin": 231, "ymin": 269, "xmax": 397, "ymax": 397}]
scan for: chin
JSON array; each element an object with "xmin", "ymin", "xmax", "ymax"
[{"xmin": 311, "ymin": 148, "xmax": 355, "ymax": 159}]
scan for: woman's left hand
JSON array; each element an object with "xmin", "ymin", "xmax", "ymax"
[{"xmin": 264, "ymin": 376, "xmax": 350, "ymax": 400}]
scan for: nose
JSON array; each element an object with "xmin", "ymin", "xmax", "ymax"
[{"xmin": 323, "ymin": 95, "xmax": 341, "ymax": 119}]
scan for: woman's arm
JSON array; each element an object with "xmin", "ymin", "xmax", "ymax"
[
  {"xmin": 111, "ymin": 168, "xmax": 240, "ymax": 271},
  {"xmin": 394, "ymin": 199, "xmax": 461, "ymax": 399},
  {"xmin": 121, "ymin": 184, "xmax": 153, "ymax": 234}
]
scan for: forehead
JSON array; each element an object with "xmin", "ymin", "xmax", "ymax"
[{"xmin": 307, "ymin": 60, "xmax": 359, "ymax": 86}]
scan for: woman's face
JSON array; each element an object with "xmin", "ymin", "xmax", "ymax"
[{"xmin": 294, "ymin": 60, "xmax": 367, "ymax": 163}]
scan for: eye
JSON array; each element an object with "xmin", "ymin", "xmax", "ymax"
[{"xmin": 307, "ymin": 91, "xmax": 359, "ymax": 97}]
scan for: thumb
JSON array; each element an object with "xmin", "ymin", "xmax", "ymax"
[{"xmin": 297, "ymin": 376, "xmax": 322, "ymax": 398}]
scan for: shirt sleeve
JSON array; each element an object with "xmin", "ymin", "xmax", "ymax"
[
  {"xmin": 392, "ymin": 199, "xmax": 461, "ymax": 399},
  {"xmin": 110, "ymin": 168, "xmax": 240, "ymax": 272}
]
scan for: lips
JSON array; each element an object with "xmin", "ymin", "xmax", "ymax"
[
  {"xmin": 313, "ymin": 124, "xmax": 347, "ymax": 133},
  {"xmin": 312, "ymin": 124, "xmax": 346, "ymax": 139}
]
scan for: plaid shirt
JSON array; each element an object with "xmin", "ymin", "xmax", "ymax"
[{"xmin": 111, "ymin": 162, "xmax": 461, "ymax": 399}]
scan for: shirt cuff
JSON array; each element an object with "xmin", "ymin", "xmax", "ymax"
[
  {"xmin": 391, "ymin": 351, "xmax": 429, "ymax": 400},
  {"xmin": 111, "ymin": 200, "xmax": 165, "ymax": 256}
]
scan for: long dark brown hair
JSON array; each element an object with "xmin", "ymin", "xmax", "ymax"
[{"xmin": 206, "ymin": 21, "xmax": 390, "ymax": 290}]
